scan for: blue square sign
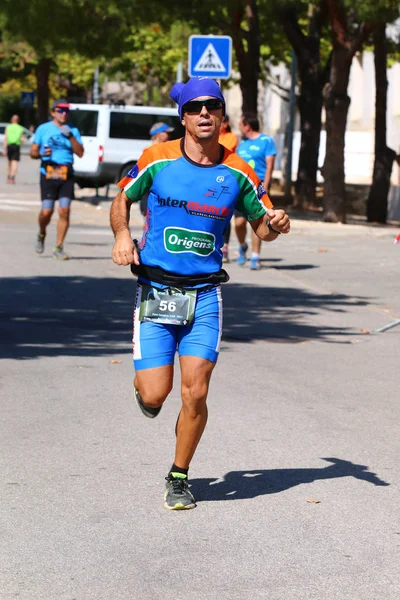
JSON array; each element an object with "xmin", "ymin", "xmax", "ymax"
[
  {"xmin": 20, "ymin": 92, "xmax": 35, "ymax": 106},
  {"xmin": 189, "ymin": 35, "xmax": 232, "ymax": 79}
]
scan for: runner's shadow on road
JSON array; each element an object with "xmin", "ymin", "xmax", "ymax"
[
  {"xmin": 39, "ymin": 256, "xmax": 110, "ymax": 260},
  {"xmin": 0, "ymin": 276, "xmax": 371, "ymax": 359},
  {"xmin": 221, "ymin": 281, "xmax": 369, "ymax": 344},
  {"xmin": 268, "ymin": 264, "xmax": 317, "ymax": 271},
  {"xmin": 190, "ymin": 458, "xmax": 389, "ymax": 502}
]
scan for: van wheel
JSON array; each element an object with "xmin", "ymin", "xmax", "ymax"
[{"xmin": 119, "ymin": 162, "xmax": 136, "ymax": 181}]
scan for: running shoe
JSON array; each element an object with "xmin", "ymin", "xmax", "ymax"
[
  {"xmin": 53, "ymin": 245, "xmax": 69, "ymax": 260},
  {"xmin": 236, "ymin": 243, "xmax": 248, "ymax": 266},
  {"xmin": 222, "ymin": 246, "xmax": 229, "ymax": 263},
  {"xmin": 35, "ymin": 233, "xmax": 46, "ymax": 254},
  {"xmin": 134, "ymin": 387, "xmax": 162, "ymax": 419},
  {"xmin": 250, "ymin": 256, "xmax": 261, "ymax": 270},
  {"xmin": 164, "ymin": 474, "xmax": 196, "ymax": 510}
]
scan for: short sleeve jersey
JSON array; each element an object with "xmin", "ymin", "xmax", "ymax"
[
  {"xmin": 33, "ymin": 121, "xmax": 82, "ymax": 175},
  {"xmin": 6, "ymin": 123, "xmax": 24, "ymax": 145},
  {"xmin": 237, "ymin": 134, "xmax": 277, "ymax": 180},
  {"xmin": 119, "ymin": 138, "xmax": 273, "ymax": 276}
]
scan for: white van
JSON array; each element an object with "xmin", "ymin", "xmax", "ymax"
[{"xmin": 68, "ymin": 103, "xmax": 183, "ymax": 188}]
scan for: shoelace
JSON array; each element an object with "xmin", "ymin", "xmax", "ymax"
[{"xmin": 166, "ymin": 477, "xmax": 187, "ymax": 496}]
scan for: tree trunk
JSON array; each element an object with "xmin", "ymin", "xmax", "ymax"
[
  {"xmin": 279, "ymin": 2, "xmax": 328, "ymax": 208},
  {"xmin": 35, "ymin": 58, "xmax": 51, "ymax": 124},
  {"xmin": 295, "ymin": 76, "xmax": 323, "ymax": 208},
  {"xmin": 323, "ymin": 0, "xmax": 374, "ymax": 223},
  {"xmin": 366, "ymin": 23, "xmax": 396, "ymax": 223},
  {"xmin": 232, "ymin": 1, "xmax": 260, "ymax": 114},
  {"xmin": 322, "ymin": 47, "xmax": 351, "ymax": 223}
]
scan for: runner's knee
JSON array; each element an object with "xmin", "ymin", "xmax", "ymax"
[
  {"xmin": 59, "ymin": 207, "xmax": 70, "ymax": 220},
  {"xmin": 134, "ymin": 374, "xmax": 173, "ymax": 407},
  {"xmin": 181, "ymin": 380, "xmax": 209, "ymax": 415},
  {"xmin": 40, "ymin": 208, "xmax": 53, "ymax": 219}
]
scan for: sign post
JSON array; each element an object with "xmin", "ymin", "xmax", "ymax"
[{"xmin": 188, "ymin": 35, "xmax": 232, "ymax": 79}]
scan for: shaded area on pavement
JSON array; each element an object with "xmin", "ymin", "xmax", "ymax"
[
  {"xmin": 0, "ymin": 276, "xmax": 371, "ymax": 360},
  {"xmin": 190, "ymin": 457, "xmax": 390, "ymax": 502}
]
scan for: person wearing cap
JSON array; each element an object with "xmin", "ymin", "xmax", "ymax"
[
  {"xmin": 30, "ymin": 99, "xmax": 84, "ymax": 260},
  {"xmin": 2, "ymin": 114, "xmax": 26, "ymax": 184},
  {"xmin": 149, "ymin": 121, "xmax": 174, "ymax": 144},
  {"xmin": 110, "ymin": 77, "xmax": 290, "ymax": 511},
  {"xmin": 139, "ymin": 122, "xmax": 175, "ymax": 219}
]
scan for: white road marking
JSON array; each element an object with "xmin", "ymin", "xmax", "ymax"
[{"xmin": 0, "ymin": 199, "xmax": 41, "ymax": 206}]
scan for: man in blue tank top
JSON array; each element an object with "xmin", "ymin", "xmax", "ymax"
[{"xmin": 110, "ymin": 78, "xmax": 290, "ymax": 510}]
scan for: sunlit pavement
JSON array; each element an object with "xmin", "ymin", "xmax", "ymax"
[{"xmin": 1, "ymin": 155, "xmax": 400, "ymax": 600}]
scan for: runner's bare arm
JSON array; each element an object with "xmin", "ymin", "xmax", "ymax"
[
  {"xmin": 110, "ymin": 190, "xmax": 139, "ymax": 266},
  {"xmin": 250, "ymin": 208, "xmax": 290, "ymax": 241},
  {"xmin": 70, "ymin": 136, "xmax": 84, "ymax": 158},
  {"xmin": 263, "ymin": 155, "xmax": 275, "ymax": 191},
  {"xmin": 30, "ymin": 143, "xmax": 41, "ymax": 159}
]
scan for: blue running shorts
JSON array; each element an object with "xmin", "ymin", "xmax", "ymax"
[{"xmin": 132, "ymin": 283, "xmax": 223, "ymax": 371}]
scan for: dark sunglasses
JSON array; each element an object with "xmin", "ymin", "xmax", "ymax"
[
  {"xmin": 183, "ymin": 99, "xmax": 224, "ymax": 114},
  {"xmin": 55, "ymin": 107, "xmax": 70, "ymax": 114}
]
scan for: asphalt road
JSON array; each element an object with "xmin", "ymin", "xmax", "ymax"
[{"xmin": 1, "ymin": 155, "xmax": 400, "ymax": 600}]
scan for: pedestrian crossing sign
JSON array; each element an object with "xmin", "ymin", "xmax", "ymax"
[{"xmin": 189, "ymin": 35, "xmax": 232, "ymax": 79}]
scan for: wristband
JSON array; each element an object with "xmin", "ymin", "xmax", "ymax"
[{"xmin": 266, "ymin": 220, "xmax": 281, "ymax": 234}]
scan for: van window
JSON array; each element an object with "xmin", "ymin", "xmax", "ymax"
[
  {"xmin": 69, "ymin": 110, "xmax": 98, "ymax": 136},
  {"xmin": 109, "ymin": 112, "xmax": 183, "ymax": 140}
]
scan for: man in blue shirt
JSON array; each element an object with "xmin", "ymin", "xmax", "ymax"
[
  {"xmin": 236, "ymin": 113, "xmax": 277, "ymax": 270},
  {"xmin": 110, "ymin": 78, "xmax": 290, "ymax": 510},
  {"xmin": 30, "ymin": 99, "xmax": 84, "ymax": 260}
]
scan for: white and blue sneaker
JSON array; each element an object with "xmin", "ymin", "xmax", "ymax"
[
  {"xmin": 236, "ymin": 243, "xmax": 248, "ymax": 266},
  {"xmin": 250, "ymin": 256, "xmax": 261, "ymax": 270}
]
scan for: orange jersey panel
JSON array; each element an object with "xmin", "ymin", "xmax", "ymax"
[
  {"xmin": 118, "ymin": 138, "xmax": 183, "ymax": 189},
  {"xmin": 219, "ymin": 131, "xmax": 238, "ymax": 153}
]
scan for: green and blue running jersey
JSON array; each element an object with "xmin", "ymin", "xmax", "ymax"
[{"xmin": 119, "ymin": 138, "xmax": 273, "ymax": 276}]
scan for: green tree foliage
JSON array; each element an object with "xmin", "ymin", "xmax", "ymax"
[
  {"xmin": 106, "ymin": 22, "xmax": 197, "ymax": 105},
  {"xmin": 0, "ymin": 0, "xmax": 139, "ymax": 120}
]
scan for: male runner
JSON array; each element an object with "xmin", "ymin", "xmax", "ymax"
[
  {"xmin": 110, "ymin": 77, "xmax": 290, "ymax": 510},
  {"xmin": 30, "ymin": 99, "xmax": 84, "ymax": 260},
  {"xmin": 236, "ymin": 114, "xmax": 277, "ymax": 270}
]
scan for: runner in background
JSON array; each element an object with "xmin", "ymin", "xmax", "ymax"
[
  {"xmin": 218, "ymin": 115, "xmax": 238, "ymax": 263},
  {"xmin": 2, "ymin": 115, "xmax": 25, "ymax": 184},
  {"xmin": 235, "ymin": 113, "xmax": 276, "ymax": 270},
  {"xmin": 139, "ymin": 122, "xmax": 174, "ymax": 221},
  {"xmin": 30, "ymin": 99, "xmax": 84, "ymax": 260}
]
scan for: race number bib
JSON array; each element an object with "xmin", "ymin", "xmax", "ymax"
[
  {"xmin": 139, "ymin": 284, "xmax": 197, "ymax": 326},
  {"xmin": 45, "ymin": 165, "xmax": 68, "ymax": 180}
]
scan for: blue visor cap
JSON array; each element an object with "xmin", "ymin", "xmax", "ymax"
[{"xmin": 170, "ymin": 77, "xmax": 225, "ymax": 119}]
